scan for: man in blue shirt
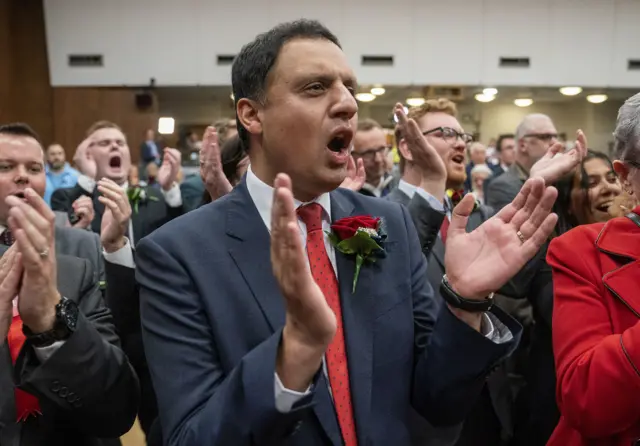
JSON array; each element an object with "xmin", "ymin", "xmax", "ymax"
[{"xmin": 44, "ymin": 143, "xmax": 79, "ymax": 206}]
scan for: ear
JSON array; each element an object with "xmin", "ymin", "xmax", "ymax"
[
  {"xmin": 613, "ymin": 160, "xmax": 629, "ymax": 184},
  {"xmin": 397, "ymin": 138, "xmax": 413, "ymax": 162},
  {"xmin": 236, "ymin": 98, "xmax": 263, "ymax": 139}
]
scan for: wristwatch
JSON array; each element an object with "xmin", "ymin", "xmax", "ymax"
[
  {"xmin": 23, "ymin": 296, "xmax": 79, "ymax": 347},
  {"xmin": 440, "ymin": 275, "xmax": 494, "ymax": 313}
]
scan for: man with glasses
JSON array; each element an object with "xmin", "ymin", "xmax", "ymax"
[
  {"xmin": 486, "ymin": 114, "xmax": 559, "ymax": 211},
  {"xmin": 352, "ymin": 119, "xmax": 396, "ymax": 197}
]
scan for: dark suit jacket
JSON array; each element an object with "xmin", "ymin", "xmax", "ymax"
[
  {"xmin": 0, "ymin": 241, "xmax": 139, "ymax": 446},
  {"xmin": 136, "ymin": 179, "xmax": 522, "ymax": 446},
  {"xmin": 51, "ymin": 183, "xmax": 183, "ymax": 247},
  {"xmin": 179, "ymin": 175, "xmax": 205, "ymax": 213},
  {"xmin": 485, "ymin": 164, "xmax": 526, "ymax": 212},
  {"xmin": 388, "ymin": 188, "xmax": 514, "ymax": 445}
]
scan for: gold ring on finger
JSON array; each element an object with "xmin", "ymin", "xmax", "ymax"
[{"xmin": 516, "ymin": 231, "xmax": 526, "ymax": 244}]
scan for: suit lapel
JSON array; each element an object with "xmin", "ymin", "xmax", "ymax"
[
  {"xmin": 330, "ymin": 191, "xmax": 375, "ymax": 444},
  {"xmin": 432, "ymin": 235, "xmax": 445, "ymax": 269},
  {"xmin": 225, "ymin": 182, "xmax": 284, "ymax": 332},
  {"xmin": 0, "ymin": 246, "xmax": 17, "ymax": 440}
]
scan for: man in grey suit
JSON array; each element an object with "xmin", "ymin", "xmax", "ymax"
[
  {"xmin": 0, "ymin": 123, "xmax": 139, "ymax": 446},
  {"xmin": 486, "ymin": 114, "xmax": 559, "ymax": 212},
  {"xmin": 389, "ymin": 100, "xmax": 513, "ymax": 446}
]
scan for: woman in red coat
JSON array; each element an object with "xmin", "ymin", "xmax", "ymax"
[{"xmin": 548, "ymin": 92, "xmax": 640, "ymax": 446}]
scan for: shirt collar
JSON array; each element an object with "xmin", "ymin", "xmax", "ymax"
[
  {"xmin": 245, "ymin": 166, "xmax": 332, "ymax": 232},
  {"xmin": 397, "ymin": 179, "xmax": 418, "ymax": 199}
]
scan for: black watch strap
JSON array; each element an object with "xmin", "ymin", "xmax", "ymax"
[
  {"xmin": 440, "ymin": 275, "xmax": 494, "ymax": 312},
  {"xmin": 23, "ymin": 296, "xmax": 78, "ymax": 347}
]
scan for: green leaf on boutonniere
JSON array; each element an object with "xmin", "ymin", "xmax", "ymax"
[{"xmin": 353, "ymin": 254, "xmax": 364, "ymax": 293}]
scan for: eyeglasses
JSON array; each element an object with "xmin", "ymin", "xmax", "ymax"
[
  {"xmin": 523, "ymin": 133, "xmax": 559, "ymax": 142},
  {"xmin": 353, "ymin": 146, "xmax": 390, "ymax": 162},
  {"xmin": 624, "ymin": 159, "xmax": 640, "ymax": 169},
  {"xmin": 422, "ymin": 127, "xmax": 474, "ymax": 144}
]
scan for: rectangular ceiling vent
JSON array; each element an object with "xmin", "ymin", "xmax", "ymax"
[
  {"xmin": 499, "ymin": 57, "xmax": 530, "ymax": 68},
  {"xmin": 425, "ymin": 86, "xmax": 465, "ymax": 101},
  {"xmin": 217, "ymin": 54, "xmax": 236, "ymax": 65},
  {"xmin": 628, "ymin": 59, "xmax": 640, "ymax": 70},
  {"xmin": 361, "ymin": 55, "xmax": 394, "ymax": 66},
  {"xmin": 68, "ymin": 54, "xmax": 103, "ymax": 67}
]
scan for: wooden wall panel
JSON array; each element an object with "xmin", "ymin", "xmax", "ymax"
[{"xmin": 52, "ymin": 88, "xmax": 159, "ymax": 165}]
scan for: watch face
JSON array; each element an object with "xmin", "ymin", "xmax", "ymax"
[{"xmin": 58, "ymin": 298, "xmax": 79, "ymax": 331}]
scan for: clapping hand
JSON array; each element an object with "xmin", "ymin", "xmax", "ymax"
[
  {"xmin": 157, "ymin": 148, "xmax": 182, "ymax": 191},
  {"xmin": 394, "ymin": 103, "xmax": 447, "ymax": 200},
  {"xmin": 200, "ymin": 126, "xmax": 233, "ymax": 200},
  {"xmin": 73, "ymin": 138, "xmax": 97, "ymax": 179},
  {"xmin": 339, "ymin": 156, "xmax": 366, "ymax": 191},
  {"xmin": 271, "ymin": 173, "xmax": 336, "ymax": 391},
  {"xmin": 445, "ymin": 177, "xmax": 557, "ymax": 302},
  {"xmin": 530, "ymin": 130, "xmax": 588, "ymax": 185},
  {"xmin": 6, "ymin": 189, "xmax": 60, "ymax": 334},
  {"xmin": 98, "ymin": 178, "xmax": 132, "ymax": 253},
  {"xmin": 71, "ymin": 195, "xmax": 95, "ymax": 229},
  {"xmin": 0, "ymin": 246, "xmax": 23, "ymax": 341}
]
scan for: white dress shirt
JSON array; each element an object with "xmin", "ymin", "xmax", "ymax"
[{"xmin": 245, "ymin": 169, "xmax": 512, "ymax": 413}]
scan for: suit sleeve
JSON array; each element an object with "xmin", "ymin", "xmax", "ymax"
[
  {"xmin": 402, "ymin": 204, "xmax": 522, "ymax": 426},
  {"xmin": 50, "ymin": 185, "xmax": 85, "ymax": 213},
  {"xmin": 14, "ymin": 259, "xmax": 139, "ymax": 438},
  {"xmin": 137, "ymin": 236, "xmax": 319, "ymax": 446},
  {"xmin": 549, "ymin": 232, "xmax": 640, "ymax": 438},
  {"xmin": 405, "ymin": 193, "xmax": 445, "ymax": 260}
]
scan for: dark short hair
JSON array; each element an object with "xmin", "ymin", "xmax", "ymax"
[
  {"xmin": 495, "ymin": 134, "xmax": 515, "ymax": 152},
  {"xmin": 231, "ymin": 19, "xmax": 341, "ymax": 148},
  {"xmin": 0, "ymin": 123, "xmax": 41, "ymax": 144}
]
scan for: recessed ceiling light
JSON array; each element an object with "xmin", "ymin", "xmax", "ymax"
[
  {"xmin": 406, "ymin": 97, "xmax": 426, "ymax": 107},
  {"xmin": 559, "ymin": 86, "xmax": 582, "ymax": 96},
  {"xmin": 370, "ymin": 86, "xmax": 385, "ymax": 96},
  {"xmin": 230, "ymin": 92, "xmax": 234, "ymax": 100},
  {"xmin": 514, "ymin": 98, "xmax": 533, "ymax": 107},
  {"xmin": 483, "ymin": 88, "xmax": 498, "ymax": 96},
  {"xmin": 475, "ymin": 93, "xmax": 495, "ymax": 103},
  {"xmin": 586, "ymin": 94, "xmax": 608, "ymax": 104},
  {"xmin": 355, "ymin": 92, "xmax": 376, "ymax": 102},
  {"xmin": 158, "ymin": 117, "xmax": 175, "ymax": 135}
]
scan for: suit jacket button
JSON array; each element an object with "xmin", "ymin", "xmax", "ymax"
[
  {"xmin": 59, "ymin": 387, "xmax": 68, "ymax": 398},
  {"xmin": 67, "ymin": 392, "xmax": 77, "ymax": 403},
  {"xmin": 73, "ymin": 399, "xmax": 82, "ymax": 408},
  {"xmin": 51, "ymin": 380, "xmax": 60, "ymax": 392}
]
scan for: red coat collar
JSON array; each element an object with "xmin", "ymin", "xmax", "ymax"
[{"xmin": 595, "ymin": 206, "xmax": 640, "ymax": 260}]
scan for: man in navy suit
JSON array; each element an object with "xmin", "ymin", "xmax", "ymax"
[{"xmin": 136, "ymin": 20, "xmax": 559, "ymax": 446}]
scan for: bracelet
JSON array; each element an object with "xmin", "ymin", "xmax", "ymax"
[{"xmin": 440, "ymin": 275, "xmax": 494, "ymax": 313}]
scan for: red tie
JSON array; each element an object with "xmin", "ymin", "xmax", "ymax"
[
  {"xmin": 440, "ymin": 216, "xmax": 450, "ymax": 245},
  {"xmin": 7, "ymin": 316, "xmax": 42, "ymax": 421},
  {"xmin": 297, "ymin": 203, "xmax": 358, "ymax": 446}
]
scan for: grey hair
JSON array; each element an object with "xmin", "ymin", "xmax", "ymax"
[
  {"xmin": 470, "ymin": 163, "xmax": 493, "ymax": 177},
  {"xmin": 515, "ymin": 113, "xmax": 553, "ymax": 144},
  {"xmin": 613, "ymin": 93, "xmax": 640, "ymax": 162}
]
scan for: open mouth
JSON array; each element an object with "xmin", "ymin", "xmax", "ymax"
[
  {"xmin": 12, "ymin": 191, "xmax": 27, "ymax": 202},
  {"xmin": 451, "ymin": 154, "xmax": 465, "ymax": 165},
  {"xmin": 595, "ymin": 201, "xmax": 612, "ymax": 212},
  {"xmin": 326, "ymin": 127, "xmax": 353, "ymax": 154},
  {"xmin": 109, "ymin": 156, "xmax": 122, "ymax": 168}
]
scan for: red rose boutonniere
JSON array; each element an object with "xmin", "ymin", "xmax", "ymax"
[
  {"xmin": 328, "ymin": 215, "xmax": 387, "ymax": 293},
  {"xmin": 446, "ymin": 188, "xmax": 480, "ymax": 212}
]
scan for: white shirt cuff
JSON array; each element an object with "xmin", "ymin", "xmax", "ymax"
[
  {"xmin": 414, "ymin": 188, "xmax": 445, "ymax": 212},
  {"xmin": 77, "ymin": 175, "xmax": 96, "ymax": 194},
  {"xmin": 33, "ymin": 340, "xmax": 65, "ymax": 363},
  {"xmin": 102, "ymin": 237, "xmax": 135, "ymax": 268},
  {"xmin": 161, "ymin": 183, "xmax": 182, "ymax": 208},
  {"xmin": 482, "ymin": 312, "xmax": 513, "ymax": 344},
  {"xmin": 274, "ymin": 372, "xmax": 312, "ymax": 413}
]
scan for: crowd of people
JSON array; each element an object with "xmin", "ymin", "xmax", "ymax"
[{"xmin": 1, "ymin": 18, "xmax": 640, "ymax": 446}]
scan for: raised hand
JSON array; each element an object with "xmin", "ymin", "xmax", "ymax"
[
  {"xmin": 394, "ymin": 103, "xmax": 447, "ymax": 200},
  {"xmin": 0, "ymin": 246, "xmax": 23, "ymax": 341},
  {"xmin": 98, "ymin": 178, "xmax": 132, "ymax": 252},
  {"xmin": 445, "ymin": 177, "xmax": 558, "ymax": 300},
  {"xmin": 73, "ymin": 137, "xmax": 97, "ymax": 179},
  {"xmin": 271, "ymin": 173, "xmax": 336, "ymax": 390},
  {"xmin": 6, "ymin": 189, "xmax": 60, "ymax": 334},
  {"xmin": 200, "ymin": 126, "xmax": 233, "ymax": 201},
  {"xmin": 339, "ymin": 156, "xmax": 366, "ymax": 191},
  {"xmin": 157, "ymin": 147, "xmax": 182, "ymax": 191},
  {"xmin": 530, "ymin": 130, "xmax": 588, "ymax": 185},
  {"xmin": 71, "ymin": 195, "xmax": 95, "ymax": 229}
]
